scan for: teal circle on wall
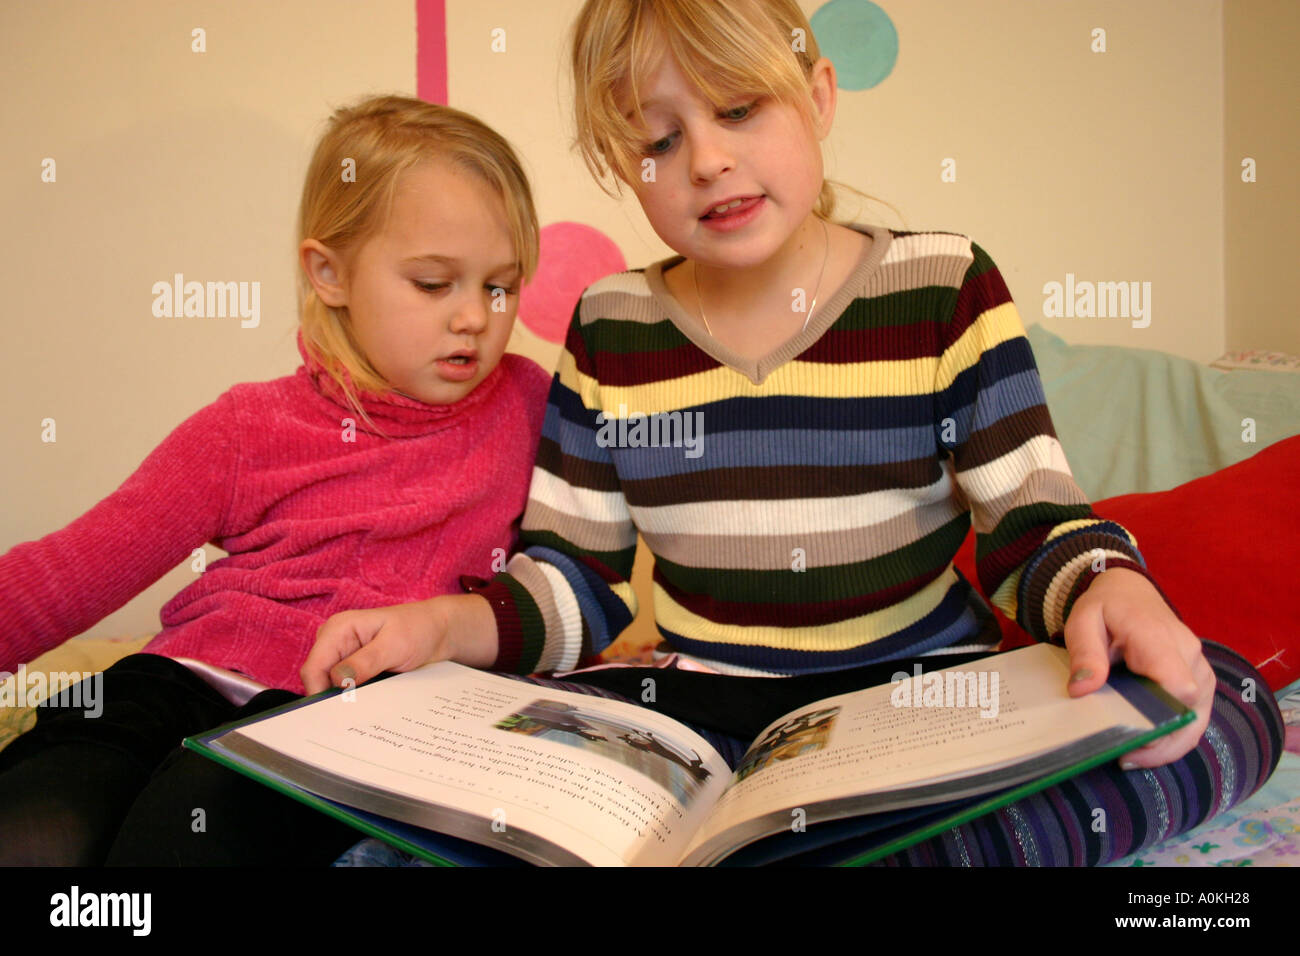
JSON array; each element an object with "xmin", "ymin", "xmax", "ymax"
[{"xmin": 811, "ymin": 0, "xmax": 899, "ymax": 91}]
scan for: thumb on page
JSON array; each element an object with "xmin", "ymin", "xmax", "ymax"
[
  {"xmin": 302, "ymin": 610, "xmax": 370, "ymax": 694},
  {"xmin": 1060, "ymin": 594, "xmax": 1112, "ymax": 697}
]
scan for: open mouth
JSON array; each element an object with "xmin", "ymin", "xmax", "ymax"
[
  {"xmin": 702, "ymin": 196, "xmax": 762, "ymax": 219},
  {"xmin": 437, "ymin": 353, "xmax": 479, "ymax": 381}
]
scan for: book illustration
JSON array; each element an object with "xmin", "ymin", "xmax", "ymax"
[
  {"xmin": 734, "ymin": 707, "xmax": 840, "ymax": 782},
  {"xmin": 495, "ymin": 699, "xmax": 711, "ymax": 803},
  {"xmin": 619, "ymin": 730, "xmax": 712, "ymax": 785}
]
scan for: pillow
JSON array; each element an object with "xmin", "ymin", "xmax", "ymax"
[
  {"xmin": 1026, "ymin": 323, "xmax": 1300, "ymax": 500},
  {"xmin": 954, "ymin": 435, "xmax": 1300, "ymax": 690}
]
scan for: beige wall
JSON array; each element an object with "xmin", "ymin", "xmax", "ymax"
[
  {"xmin": 1225, "ymin": 0, "xmax": 1299, "ymax": 355},
  {"xmin": 0, "ymin": 0, "xmax": 1288, "ymax": 644}
]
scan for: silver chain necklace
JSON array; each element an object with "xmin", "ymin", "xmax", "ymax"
[{"xmin": 692, "ymin": 218, "xmax": 830, "ymax": 338}]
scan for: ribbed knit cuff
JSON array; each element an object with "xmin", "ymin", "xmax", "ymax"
[
  {"xmin": 459, "ymin": 574, "xmax": 544, "ymax": 675},
  {"xmin": 1045, "ymin": 558, "xmax": 1183, "ymax": 645},
  {"xmin": 1019, "ymin": 522, "xmax": 1149, "ymax": 641}
]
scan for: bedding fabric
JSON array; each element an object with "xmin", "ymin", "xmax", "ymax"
[{"xmin": 1026, "ymin": 323, "xmax": 1300, "ymax": 500}]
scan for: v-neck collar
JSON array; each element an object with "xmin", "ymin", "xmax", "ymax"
[{"xmin": 643, "ymin": 222, "xmax": 892, "ymax": 385}]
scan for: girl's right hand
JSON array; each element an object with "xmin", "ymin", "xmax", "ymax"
[{"xmin": 300, "ymin": 593, "xmax": 498, "ymax": 694}]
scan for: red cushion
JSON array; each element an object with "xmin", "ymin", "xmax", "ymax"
[{"xmin": 953, "ymin": 435, "xmax": 1300, "ymax": 690}]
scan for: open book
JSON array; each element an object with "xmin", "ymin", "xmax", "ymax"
[{"xmin": 185, "ymin": 643, "xmax": 1193, "ymax": 866}]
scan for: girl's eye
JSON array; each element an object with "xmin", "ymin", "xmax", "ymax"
[
  {"xmin": 642, "ymin": 101, "xmax": 759, "ymax": 155},
  {"xmin": 645, "ymin": 133, "xmax": 676, "ymax": 156},
  {"xmin": 416, "ymin": 280, "xmax": 518, "ymax": 297}
]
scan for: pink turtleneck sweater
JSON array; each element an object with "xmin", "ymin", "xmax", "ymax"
[{"xmin": 0, "ymin": 334, "xmax": 551, "ymax": 693}]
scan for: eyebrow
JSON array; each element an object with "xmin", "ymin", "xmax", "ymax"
[{"xmin": 401, "ymin": 254, "xmax": 520, "ymax": 276}]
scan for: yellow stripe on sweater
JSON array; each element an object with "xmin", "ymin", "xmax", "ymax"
[
  {"xmin": 934, "ymin": 302, "xmax": 1025, "ymax": 391},
  {"xmin": 564, "ymin": 356, "xmax": 942, "ymax": 417},
  {"xmin": 652, "ymin": 568, "xmax": 956, "ymax": 651}
]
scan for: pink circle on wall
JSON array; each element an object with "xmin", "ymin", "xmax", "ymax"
[{"xmin": 519, "ymin": 222, "xmax": 626, "ymax": 343}]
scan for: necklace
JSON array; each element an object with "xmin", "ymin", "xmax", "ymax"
[{"xmin": 692, "ymin": 217, "xmax": 830, "ymax": 338}]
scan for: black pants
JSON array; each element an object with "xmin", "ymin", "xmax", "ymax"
[
  {"xmin": 542, "ymin": 651, "xmax": 991, "ymax": 741},
  {"xmin": 0, "ymin": 653, "xmax": 361, "ymax": 866}
]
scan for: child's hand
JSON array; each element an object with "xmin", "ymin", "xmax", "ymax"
[
  {"xmin": 1061, "ymin": 567, "xmax": 1215, "ymax": 770},
  {"xmin": 300, "ymin": 594, "xmax": 497, "ymax": 694}
]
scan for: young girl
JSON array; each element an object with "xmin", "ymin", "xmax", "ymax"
[
  {"xmin": 0, "ymin": 94, "xmax": 551, "ymax": 865},
  {"xmin": 308, "ymin": 1, "xmax": 1284, "ymax": 866}
]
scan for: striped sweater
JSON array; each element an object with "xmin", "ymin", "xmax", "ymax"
[{"xmin": 470, "ymin": 224, "xmax": 1159, "ymax": 677}]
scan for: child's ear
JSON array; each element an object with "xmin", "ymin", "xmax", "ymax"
[
  {"xmin": 807, "ymin": 56, "xmax": 839, "ymax": 139},
  {"xmin": 300, "ymin": 239, "xmax": 349, "ymax": 308}
]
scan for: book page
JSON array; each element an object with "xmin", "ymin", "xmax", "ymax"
[
  {"xmin": 682, "ymin": 644, "xmax": 1154, "ymax": 860},
  {"xmin": 224, "ymin": 663, "xmax": 731, "ymax": 866}
]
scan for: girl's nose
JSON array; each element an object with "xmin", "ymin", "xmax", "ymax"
[
  {"xmin": 449, "ymin": 290, "xmax": 490, "ymax": 334},
  {"xmin": 688, "ymin": 126, "xmax": 735, "ymax": 185}
]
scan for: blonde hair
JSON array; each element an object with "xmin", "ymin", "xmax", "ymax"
[
  {"xmin": 296, "ymin": 94, "xmax": 539, "ymax": 428},
  {"xmin": 568, "ymin": 0, "xmax": 897, "ymax": 225}
]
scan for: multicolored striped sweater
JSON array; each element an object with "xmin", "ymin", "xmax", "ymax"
[{"xmin": 469, "ymin": 224, "xmax": 1159, "ymax": 677}]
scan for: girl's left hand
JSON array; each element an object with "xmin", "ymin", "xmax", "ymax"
[{"xmin": 1061, "ymin": 567, "xmax": 1216, "ymax": 770}]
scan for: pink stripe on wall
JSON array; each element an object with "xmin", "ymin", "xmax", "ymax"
[{"xmin": 416, "ymin": 0, "xmax": 448, "ymax": 104}]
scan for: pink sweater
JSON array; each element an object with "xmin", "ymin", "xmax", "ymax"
[{"xmin": 0, "ymin": 332, "xmax": 551, "ymax": 693}]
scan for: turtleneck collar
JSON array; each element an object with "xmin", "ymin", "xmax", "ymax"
[{"xmin": 294, "ymin": 329, "xmax": 504, "ymax": 438}]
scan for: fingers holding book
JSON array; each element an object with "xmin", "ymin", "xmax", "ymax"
[{"xmin": 1061, "ymin": 568, "xmax": 1215, "ymax": 770}]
